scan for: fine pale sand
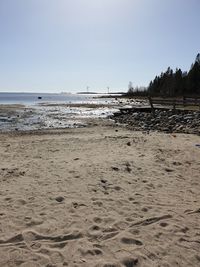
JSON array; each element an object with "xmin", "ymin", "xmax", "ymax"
[{"xmin": 0, "ymin": 120, "xmax": 200, "ymax": 267}]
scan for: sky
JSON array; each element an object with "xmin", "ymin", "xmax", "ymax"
[{"xmin": 0, "ymin": 0, "xmax": 200, "ymax": 93}]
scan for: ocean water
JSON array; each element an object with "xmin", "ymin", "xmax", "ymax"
[
  {"xmin": 0, "ymin": 92, "xmax": 119, "ymax": 131},
  {"xmin": 0, "ymin": 92, "xmax": 87, "ymax": 105}
]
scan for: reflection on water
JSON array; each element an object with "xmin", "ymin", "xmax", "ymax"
[{"xmin": 0, "ymin": 103, "xmax": 119, "ymax": 131}]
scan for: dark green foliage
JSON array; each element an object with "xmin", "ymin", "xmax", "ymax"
[
  {"xmin": 187, "ymin": 60, "xmax": 200, "ymax": 94},
  {"xmin": 147, "ymin": 54, "xmax": 200, "ymax": 97}
]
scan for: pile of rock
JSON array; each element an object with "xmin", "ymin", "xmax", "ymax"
[{"xmin": 111, "ymin": 109, "xmax": 200, "ymax": 135}]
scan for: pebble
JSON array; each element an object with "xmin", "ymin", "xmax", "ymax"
[{"xmin": 55, "ymin": 196, "xmax": 64, "ymax": 203}]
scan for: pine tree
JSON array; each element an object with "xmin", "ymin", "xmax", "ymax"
[
  {"xmin": 174, "ymin": 68, "xmax": 183, "ymax": 95},
  {"xmin": 187, "ymin": 54, "xmax": 200, "ymax": 94},
  {"xmin": 195, "ymin": 53, "xmax": 200, "ymax": 64},
  {"xmin": 147, "ymin": 54, "xmax": 200, "ymax": 96}
]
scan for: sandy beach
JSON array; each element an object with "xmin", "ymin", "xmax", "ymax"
[{"xmin": 0, "ymin": 118, "xmax": 200, "ymax": 267}]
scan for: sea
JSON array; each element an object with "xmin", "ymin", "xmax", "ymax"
[
  {"xmin": 0, "ymin": 92, "xmax": 94, "ymax": 105},
  {"xmin": 0, "ymin": 92, "xmax": 119, "ymax": 131}
]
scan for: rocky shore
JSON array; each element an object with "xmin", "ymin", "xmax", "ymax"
[{"xmin": 111, "ymin": 108, "xmax": 200, "ymax": 135}]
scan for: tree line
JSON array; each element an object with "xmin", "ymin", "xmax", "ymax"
[{"xmin": 127, "ymin": 54, "xmax": 200, "ymax": 97}]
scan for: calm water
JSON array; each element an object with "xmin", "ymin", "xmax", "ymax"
[{"xmin": 0, "ymin": 92, "xmax": 86, "ymax": 105}]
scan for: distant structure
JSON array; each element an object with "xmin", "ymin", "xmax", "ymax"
[{"xmin": 107, "ymin": 87, "xmax": 110, "ymax": 94}]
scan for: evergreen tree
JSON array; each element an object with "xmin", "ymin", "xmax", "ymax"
[
  {"xmin": 147, "ymin": 54, "xmax": 200, "ymax": 96},
  {"xmin": 195, "ymin": 53, "xmax": 200, "ymax": 64},
  {"xmin": 187, "ymin": 60, "xmax": 200, "ymax": 94},
  {"xmin": 174, "ymin": 68, "xmax": 183, "ymax": 95}
]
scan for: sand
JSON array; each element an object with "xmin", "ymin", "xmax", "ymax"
[{"xmin": 0, "ymin": 120, "xmax": 200, "ymax": 267}]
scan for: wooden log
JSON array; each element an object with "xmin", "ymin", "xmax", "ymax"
[{"xmin": 148, "ymin": 96, "xmax": 155, "ymax": 116}]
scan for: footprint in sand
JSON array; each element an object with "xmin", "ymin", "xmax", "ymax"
[
  {"xmin": 50, "ymin": 251, "xmax": 65, "ymax": 265},
  {"xmin": 122, "ymin": 257, "xmax": 139, "ymax": 267},
  {"xmin": 141, "ymin": 207, "xmax": 148, "ymax": 212},
  {"xmin": 160, "ymin": 222, "xmax": 168, "ymax": 227},
  {"xmin": 93, "ymin": 217, "xmax": 103, "ymax": 224},
  {"xmin": 87, "ymin": 225, "xmax": 102, "ymax": 240},
  {"xmin": 20, "ymin": 262, "xmax": 41, "ymax": 267},
  {"xmin": 95, "ymin": 263, "xmax": 121, "ymax": 267},
  {"xmin": 0, "ymin": 230, "xmax": 83, "ymax": 248},
  {"xmin": 164, "ymin": 168, "xmax": 174, "ymax": 173},
  {"xmin": 113, "ymin": 186, "xmax": 122, "ymax": 191},
  {"xmin": 90, "ymin": 225, "xmax": 101, "ymax": 231},
  {"xmin": 129, "ymin": 229, "xmax": 140, "ymax": 235},
  {"xmin": 100, "ymin": 231, "xmax": 119, "ymax": 241},
  {"xmin": 78, "ymin": 247, "xmax": 103, "ymax": 257},
  {"xmin": 55, "ymin": 196, "xmax": 65, "ymax": 203},
  {"xmin": 121, "ymin": 237, "xmax": 143, "ymax": 246}
]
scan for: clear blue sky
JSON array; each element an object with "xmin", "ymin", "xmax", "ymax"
[{"xmin": 0, "ymin": 0, "xmax": 200, "ymax": 93}]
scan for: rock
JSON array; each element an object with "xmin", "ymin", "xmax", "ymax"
[
  {"xmin": 112, "ymin": 109, "xmax": 200, "ymax": 135},
  {"xmin": 176, "ymin": 125, "xmax": 184, "ymax": 131},
  {"xmin": 55, "ymin": 196, "xmax": 64, "ymax": 203},
  {"xmin": 184, "ymin": 115, "xmax": 193, "ymax": 120},
  {"xmin": 111, "ymin": 167, "xmax": 119, "ymax": 171}
]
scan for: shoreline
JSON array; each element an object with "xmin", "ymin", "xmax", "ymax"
[
  {"xmin": 0, "ymin": 99, "xmax": 200, "ymax": 135},
  {"xmin": 0, "ymin": 101, "xmax": 120, "ymax": 132}
]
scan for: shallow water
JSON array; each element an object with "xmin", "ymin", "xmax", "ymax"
[{"xmin": 0, "ymin": 93, "xmax": 120, "ymax": 131}]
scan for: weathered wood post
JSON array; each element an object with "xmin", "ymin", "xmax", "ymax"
[
  {"xmin": 183, "ymin": 96, "xmax": 186, "ymax": 108},
  {"xmin": 148, "ymin": 96, "xmax": 155, "ymax": 117}
]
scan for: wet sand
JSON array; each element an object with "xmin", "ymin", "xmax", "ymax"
[
  {"xmin": 0, "ymin": 120, "xmax": 200, "ymax": 266},
  {"xmin": 0, "ymin": 103, "xmax": 120, "ymax": 131}
]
